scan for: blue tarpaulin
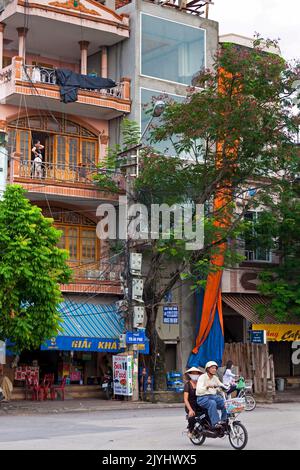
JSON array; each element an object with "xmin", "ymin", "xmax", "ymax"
[{"xmin": 187, "ymin": 289, "xmax": 224, "ymax": 368}]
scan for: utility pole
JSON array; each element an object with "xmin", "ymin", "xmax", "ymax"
[{"xmin": 118, "ymin": 101, "xmax": 166, "ymax": 401}]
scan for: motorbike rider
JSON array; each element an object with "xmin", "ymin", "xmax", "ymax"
[
  {"xmin": 196, "ymin": 361, "xmax": 228, "ymax": 429},
  {"xmin": 183, "ymin": 367, "xmax": 203, "ymax": 438},
  {"xmin": 223, "ymin": 360, "xmax": 238, "ymax": 396}
]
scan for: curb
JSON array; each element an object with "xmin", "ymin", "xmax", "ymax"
[{"xmin": 0, "ymin": 401, "xmax": 184, "ymax": 417}]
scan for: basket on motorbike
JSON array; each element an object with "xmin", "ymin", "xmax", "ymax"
[
  {"xmin": 244, "ymin": 379, "xmax": 253, "ymax": 391},
  {"xmin": 224, "ymin": 397, "xmax": 246, "ymax": 414}
]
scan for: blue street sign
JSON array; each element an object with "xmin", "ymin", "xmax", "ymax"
[
  {"xmin": 126, "ymin": 330, "xmax": 145, "ymax": 344},
  {"xmin": 250, "ymin": 330, "xmax": 267, "ymax": 344},
  {"xmin": 163, "ymin": 306, "xmax": 179, "ymax": 324}
]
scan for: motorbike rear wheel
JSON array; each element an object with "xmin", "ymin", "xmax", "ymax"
[
  {"xmin": 190, "ymin": 433, "xmax": 206, "ymax": 446},
  {"xmin": 228, "ymin": 422, "xmax": 248, "ymax": 450},
  {"xmin": 245, "ymin": 394, "xmax": 256, "ymax": 411}
]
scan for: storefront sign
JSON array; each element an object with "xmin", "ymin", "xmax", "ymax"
[
  {"xmin": 163, "ymin": 306, "xmax": 179, "ymax": 324},
  {"xmin": 41, "ymin": 336, "xmax": 122, "ymax": 352},
  {"xmin": 253, "ymin": 324, "xmax": 300, "ymax": 342},
  {"xmin": 126, "ymin": 331, "xmax": 145, "ymax": 344},
  {"xmin": 250, "ymin": 330, "xmax": 266, "ymax": 344},
  {"xmin": 113, "ymin": 355, "xmax": 133, "ymax": 396}
]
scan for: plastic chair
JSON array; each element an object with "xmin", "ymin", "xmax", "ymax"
[
  {"xmin": 40, "ymin": 374, "xmax": 54, "ymax": 400},
  {"xmin": 50, "ymin": 376, "xmax": 67, "ymax": 400},
  {"xmin": 25, "ymin": 375, "xmax": 42, "ymax": 400}
]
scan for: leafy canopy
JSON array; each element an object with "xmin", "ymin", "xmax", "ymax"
[{"xmin": 0, "ymin": 185, "xmax": 72, "ymax": 350}]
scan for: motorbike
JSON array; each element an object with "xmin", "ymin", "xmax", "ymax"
[
  {"xmin": 101, "ymin": 373, "xmax": 113, "ymax": 400},
  {"xmin": 188, "ymin": 388, "xmax": 248, "ymax": 450},
  {"xmin": 234, "ymin": 377, "xmax": 256, "ymax": 411}
]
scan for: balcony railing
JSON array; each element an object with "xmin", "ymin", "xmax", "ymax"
[
  {"xmin": 21, "ymin": 64, "xmax": 126, "ymax": 100},
  {"xmin": 19, "ymin": 159, "xmax": 97, "ymax": 184},
  {"xmin": 14, "ymin": 159, "xmax": 126, "ymax": 190},
  {"xmin": 244, "ymin": 249, "xmax": 272, "ymax": 262}
]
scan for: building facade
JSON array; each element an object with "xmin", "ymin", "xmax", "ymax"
[{"xmin": 0, "ymin": 0, "xmax": 132, "ymax": 389}]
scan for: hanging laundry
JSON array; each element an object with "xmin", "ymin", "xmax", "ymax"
[{"xmin": 55, "ymin": 69, "xmax": 116, "ymax": 104}]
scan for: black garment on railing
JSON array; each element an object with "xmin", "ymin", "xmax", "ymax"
[{"xmin": 55, "ymin": 69, "xmax": 116, "ymax": 104}]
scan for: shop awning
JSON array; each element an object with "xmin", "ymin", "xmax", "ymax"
[
  {"xmin": 223, "ymin": 294, "xmax": 300, "ymax": 341},
  {"xmin": 41, "ymin": 300, "xmax": 124, "ymax": 353},
  {"xmin": 222, "ymin": 294, "xmax": 278, "ymax": 324}
]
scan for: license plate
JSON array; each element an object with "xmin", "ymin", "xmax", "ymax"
[{"xmin": 102, "ymin": 383, "xmax": 108, "ymax": 388}]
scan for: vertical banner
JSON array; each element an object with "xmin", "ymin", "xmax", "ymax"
[{"xmin": 113, "ymin": 355, "xmax": 133, "ymax": 396}]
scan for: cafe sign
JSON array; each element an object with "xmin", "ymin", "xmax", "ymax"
[{"xmin": 252, "ymin": 324, "xmax": 300, "ymax": 342}]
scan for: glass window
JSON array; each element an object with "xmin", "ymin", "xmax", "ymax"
[
  {"xmin": 82, "ymin": 140, "xmax": 96, "ymax": 165},
  {"xmin": 141, "ymin": 14, "xmax": 205, "ymax": 85},
  {"xmin": 141, "ymin": 88, "xmax": 185, "ymax": 157}
]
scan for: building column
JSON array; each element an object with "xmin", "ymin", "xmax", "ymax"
[
  {"xmin": 101, "ymin": 47, "xmax": 108, "ymax": 78},
  {"xmin": 0, "ymin": 23, "xmax": 6, "ymax": 69},
  {"xmin": 79, "ymin": 41, "xmax": 89, "ymax": 75},
  {"xmin": 17, "ymin": 27, "xmax": 28, "ymax": 62}
]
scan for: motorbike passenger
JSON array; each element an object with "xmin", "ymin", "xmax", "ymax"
[
  {"xmin": 196, "ymin": 361, "xmax": 228, "ymax": 429},
  {"xmin": 183, "ymin": 367, "xmax": 203, "ymax": 438}
]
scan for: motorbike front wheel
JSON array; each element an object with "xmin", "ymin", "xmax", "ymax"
[{"xmin": 228, "ymin": 422, "xmax": 248, "ymax": 450}]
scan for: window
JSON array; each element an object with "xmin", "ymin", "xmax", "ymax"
[
  {"xmin": 141, "ymin": 88, "xmax": 185, "ymax": 157},
  {"xmin": 244, "ymin": 212, "xmax": 272, "ymax": 262},
  {"xmin": 141, "ymin": 14, "xmax": 205, "ymax": 85},
  {"xmin": 56, "ymin": 225, "xmax": 99, "ymax": 265}
]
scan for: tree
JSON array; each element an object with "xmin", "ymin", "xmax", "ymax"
[
  {"xmin": 0, "ymin": 185, "xmax": 72, "ymax": 351},
  {"xmin": 244, "ymin": 171, "xmax": 300, "ymax": 321},
  {"xmin": 95, "ymin": 38, "xmax": 300, "ymax": 386}
]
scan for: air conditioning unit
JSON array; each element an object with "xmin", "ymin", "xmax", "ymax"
[{"xmin": 86, "ymin": 270, "xmax": 106, "ymax": 280}]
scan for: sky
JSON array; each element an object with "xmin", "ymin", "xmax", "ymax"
[{"xmin": 209, "ymin": 0, "xmax": 300, "ymax": 61}]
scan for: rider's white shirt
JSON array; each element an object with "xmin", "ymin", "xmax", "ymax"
[
  {"xmin": 223, "ymin": 369, "xmax": 236, "ymax": 386},
  {"xmin": 196, "ymin": 373, "xmax": 224, "ymax": 396}
]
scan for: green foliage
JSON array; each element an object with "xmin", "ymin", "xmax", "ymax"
[
  {"xmin": 0, "ymin": 185, "xmax": 72, "ymax": 351},
  {"xmin": 249, "ymin": 180, "xmax": 300, "ymax": 320},
  {"xmin": 93, "ymin": 119, "xmax": 141, "ymax": 192}
]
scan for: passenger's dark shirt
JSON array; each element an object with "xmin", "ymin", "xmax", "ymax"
[{"xmin": 184, "ymin": 381, "xmax": 197, "ymax": 413}]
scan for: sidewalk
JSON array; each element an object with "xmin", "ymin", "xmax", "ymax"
[{"xmin": 0, "ymin": 398, "xmax": 183, "ymax": 416}]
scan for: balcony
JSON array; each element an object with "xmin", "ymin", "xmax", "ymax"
[
  {"xmin": 10, "ymin": 157, "xmax": 126, "ymax": 201},
  {"xmin": 61, "ymin": 260, "xmax": 125, "ymax": 295},
  {"xmin": 0, "ymin": 58, "xmax": 131, "ymax": 119}
]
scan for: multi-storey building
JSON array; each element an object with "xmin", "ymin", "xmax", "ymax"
[
  {"xmin": 0, "ymin": 0, "xmax": 133, "ymax": 391},
  {"xmin": 109, "ymin": 0, "xmax": 219, "ymax": 374}
]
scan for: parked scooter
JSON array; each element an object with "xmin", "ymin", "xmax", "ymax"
[{"xmin": 101, "ymin": 373, "xmax": 113, "ymax": 400}]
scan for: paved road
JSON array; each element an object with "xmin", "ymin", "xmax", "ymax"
[{"xmin": 0, "ymin": 403, "xmax": 299, "ymax": 450}]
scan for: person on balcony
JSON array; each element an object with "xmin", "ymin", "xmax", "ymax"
[{"xmin": 32, "ymin": 141, "xmax": 44, "ymax": 178}]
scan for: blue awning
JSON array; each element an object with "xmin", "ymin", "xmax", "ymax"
[{"xmin": 41, "ymin": 300, "xmax": 124, "ymax": 353}]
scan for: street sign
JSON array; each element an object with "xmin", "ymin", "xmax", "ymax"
[
  {"xmin": 126, "ymin": 330, "xmax": 145, "ymax": 344},
  {"xmin": 250, "ymin": 330, "xmax": 267, "ymax": 344},
  {"xmin": 163, "ymin": 305, "xmax": 179, "ymax": 324}
]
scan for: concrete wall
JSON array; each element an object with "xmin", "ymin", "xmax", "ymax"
[{"xmin": 108, "ymin": 0, "xmax": 219, "ymax": 144}]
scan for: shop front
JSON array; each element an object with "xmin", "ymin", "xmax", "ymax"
[{"xmin": 10, "ymin": 300, "xmax": 125, "ymax": 397}]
